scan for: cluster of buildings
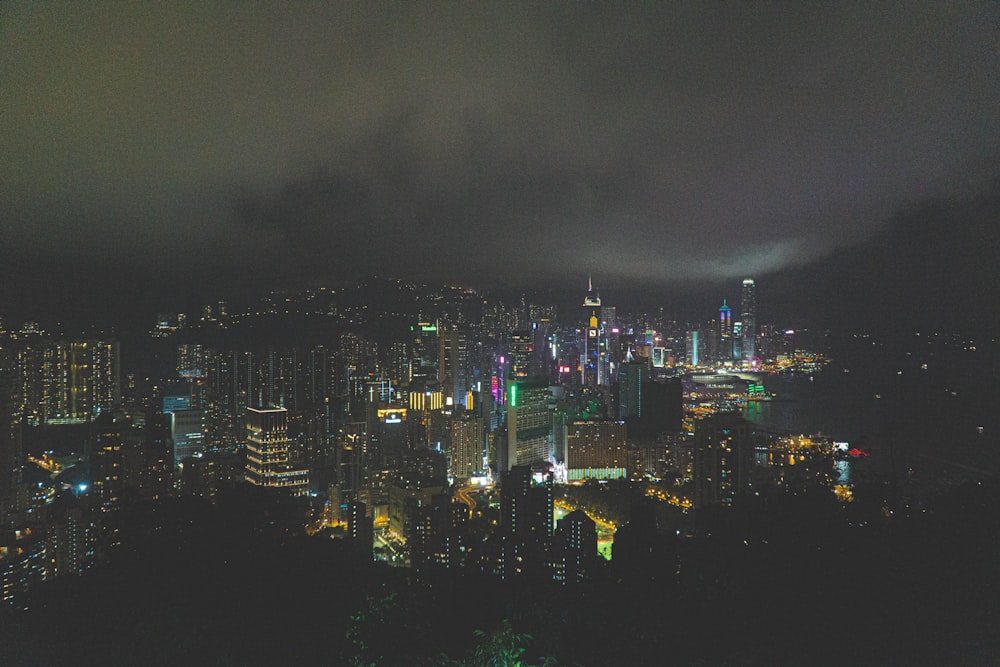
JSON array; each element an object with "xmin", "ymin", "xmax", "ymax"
[{"xmin": 1, "ymin": 276, "xmax": 803, "ymax": 599}]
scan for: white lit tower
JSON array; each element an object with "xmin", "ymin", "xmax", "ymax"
[{"xmin": 740, "ymin": 279, "xmax": 757, "ymax": 362}]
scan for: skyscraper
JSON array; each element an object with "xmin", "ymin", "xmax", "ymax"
[
  {"xmin": 693, "ymin": 413, "xmax": 754, "ymax": 508},
  {"xmin": 245, "ymin": 407, "xmax": 309, "ymax": 495},
  {"xmin": 505, "ymin": 378, "xmax": 552, "ymax": 469},
  {"xmin": 566, "ymin": 420, "xmax": 628, "ymax": 481},
  {"xmin": 718, "ymin": 299, "xmax": 733, "ymax": 361},
  {"xmin": 438, "ymin": 328, "xmax": 469, "ymax": 406},
  {"xmin": 581, "ymin": 277, "xmax": 604, "ymax": 386},
  {"xmin": 449, "ymin": 408, "xmax": 484, "ymax": 482},
  {"xmin": 741, "ymin": 279, "xmax": 757, "ymax": 361}
]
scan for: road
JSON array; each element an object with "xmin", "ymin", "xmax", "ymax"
[{"xmin": 453, "ymin": 485, "xmax": 479, "ymax": 515}]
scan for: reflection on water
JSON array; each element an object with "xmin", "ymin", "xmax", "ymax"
[
  {"xmin": 743, "ymin": 335, "xmax": 1000, "ymax": 474},
  {"xmin": 834, "ymin": 460, "xmax": 851, "ymax": 484}
]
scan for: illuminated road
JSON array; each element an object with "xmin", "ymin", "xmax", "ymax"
[
  {"xmin": 554, "ymin": 501, "xmax": 616, "ymax": 561},
  {"xmin": 454, "ymin": 485, "xmax": 479, "ymax": 515}
]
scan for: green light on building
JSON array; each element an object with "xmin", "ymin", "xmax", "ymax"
[{"xmin": 510, "ymin": 384, "xmax": 517, "ymax": 407}]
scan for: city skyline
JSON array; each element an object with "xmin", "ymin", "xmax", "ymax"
[{"xmin": 2, "ymin": 3, "xmax": 998, "ymax": 334}]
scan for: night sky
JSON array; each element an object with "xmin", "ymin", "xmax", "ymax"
[{"xmin": 2, "ymin": 3, "xmax": 998, "ymax": 330}]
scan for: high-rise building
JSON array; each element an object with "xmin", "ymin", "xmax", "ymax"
[
  {"xmin": 693, "ymin": 413, "xmax": 754, "ymax": 508},
  {"xmin": 581, "ymin": 277, "xmax": 606, "ymax": 387},
  {"xmin": 500, "ymin": 465, "xmax": 553, "ymax": 540},
  {"xmin": 449, "ymin": 408, "xmax": 484, "ymax": 482},
  {"xmin": 244, "ymin": 407, "xmax": 309, "ymax": 495},
  {"xmin": 617, "ymin": 361, "xmax": 646, "ymax": 421},
  {"xmin": 0, "ymin": 356, "xmax": 23, "ymax": 501},
  {"xmin": 177, "ymin": 344, "xmax": 205, "ymax": 379},
  {"xmin": 410, "ymin": 322, "xmax": 439, "ymax": 383},
  {"xmin": 90, "ymin": 414, "xmax": 124, "ymax": 514},
  {"xmin": 509, "ymin": 331, "xmax": 534, "ymax": 379},
  {"xmin": 566, "ymin": 420, "xmax": 627, "ymax": 481},
  {"xmin": 551, "ymin": 509, "xmax": 597, "ymax": 585},
  {"xmin": 505, "ymin": 378, "xmax": 552, "ymax": 469},
  {"xmin": 686, "ymin": 330, "xmax": 700, "ymax": 367},
  {"xmin": 27, "ymin": 340, "xmax": 121, "ymax": 424},
  {"xmin": 169, "ymin": 409, "xmax": 206, "ymax": 466},
  {"xmin": 438, "ymin": 328, "xmax": 469, "ymax": 406},
  {"xmin": 741, "ymin": 279, "xmax": 757, "ymax": 361},
  {"xmin": 718, "ymin": 300, "xmax": 733, "ymax": 361}
]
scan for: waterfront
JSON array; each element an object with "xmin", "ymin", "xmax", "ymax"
[{"xmin": 744, "ymin": 333, "xmax": 1000, "ymax": 479}]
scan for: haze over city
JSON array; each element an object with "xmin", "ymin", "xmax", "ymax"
[
  {"xmin": 2, "ymin": 2, "xmax": 998, "ymax": 332},
  {"xmin": 2, "ymin": 4, "xmax": 999, "ymax": 665}
]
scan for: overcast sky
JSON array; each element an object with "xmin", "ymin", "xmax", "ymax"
[{"xmin": 2, "ymin": 2, "xmax": 998, "ymax": 324}]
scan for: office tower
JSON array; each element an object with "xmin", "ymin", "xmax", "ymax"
[
  {"xmin": 581, "ymin": 277, "xmax": 605, "ymax": 387},
  {"xmin": 449, "ymin": 408, "xmax": 484, "ymax": 482},
  {"xmin": 718, "ymin": 300, "xmax": 732, "ymax": 339},
  {"xmin": 505, "ymin": 378, "xmax": 552, "ymax": 470},
  {"xmin": 716, "ymin": 299, "xmax": 732, "ymax": 362},
  {"xmin": 410, "ymin": 322, "xmax": 439, "ymax": 383},
  {"xmin": 566, "ymin": 420, "xmax": 628, "ymax": 481},
  {"xmin": 170, "ymin": 409, "xmax": 206, "ymax": 466},
  {"xmin": 693, "ymin": 413, "xmax": 754, "ymax": 508},
  {"xmin": 686, "ymin": 330, "xmax": 700, "ymax": 367},
  {"xmin": 438, "ymin": 328, "xmax": 469, "ymax": 406},
  {"xmin": 509, "ymin": 331, "xmax": 534, "ymax": 379},
  {"xmin": 162, "ymin": 393, "xmax": 191, "ymax": 413},
  {"xmin": 617, "ymin": 361, "xmax": 646, "ymax": 420},
  {"xmin": 244, "ymin": 407, "xmax": 309, "ymax": 495},
  {"xmin": 741, "ymin": 279, "xmax": 757, "ymax": 361}
]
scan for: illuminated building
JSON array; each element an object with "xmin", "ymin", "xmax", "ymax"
[
  {"xmin": 25, "ymin": 340, "xmax": 121, "ymax": 424},
  {"xmin": 509, "ymin": 330, "xmax": 534, "ymax": 379},
  {"xmin": 581, "ymin": 277, "xmax": 606, "ymax": 386},
  {"xmin": 408, "ymin": 385, "xmax": 443, "ymax": 412},
  {"xmin": 617, "ymin": 361, "xmax": 646, "ymax": 421},
  {"xmin": 244, "ymin": 407, "xmax": 309, "ymax": 495},
  {"xmin": 500, "ymin": 465, "xmax": 553, "ymax": 540},
  {"xmin": 505, "ymin": 378, "xmax": 552, "ymax": 469},
  {"xmin": 410, "ymin": 322, "xmax": 439, "ymax": 383},
  {"xmin": 177, "ymin": 344, "xmax": 205, "ymax": 378},
  {"xmin": 693, "ymin": 413, "xmax": 754, "ymax": 508},
  {"xmin": 686, "ymin": 330, "xmax": 700, "ymax": 367},
  {"xmin": 201, "ymin": 350, "xmax": 255, "ymax": 447},
  {"xmin": 741, "ymin": 278, "xmax": 757, "ymax": 361},
  {"xmin": 162, "ymin": 394, "xmax": 191, "ymax": 413},
  {"xmin": 449, "ymin": 408, "xmax": 484, "ymax": 481},
  {"xmin": 346, "ymin": 501, "xmax": 373, "ymax": 557},
  {"xmin": 719, "ymin": 299, "xmax": 732, "ymax": 339},
  {"xmin": 566, "ymin": 420, "xmax": 628, "ymax": 481},
  {"xmin": 0, "ymin": 360, "xmax": 23, "ymax": 500},
  {"xmin": 551, "ymin": 509, "xmax": 597, "ymax": 585},
  {"xmin": 438, "ymin": 328, "xmax": 469, "ymax": 406},
  {"xmin": 89, "ymin": 413, "xmax": 124, "ymax": 514},
  {"xmin": 169, "ymin": 409, "xmax": 206, "ymax": 467}
]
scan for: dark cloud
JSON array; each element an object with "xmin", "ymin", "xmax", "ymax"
[{"xmin": 1, "ymin": 2, "xmax": 998, "ymax": 325}]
